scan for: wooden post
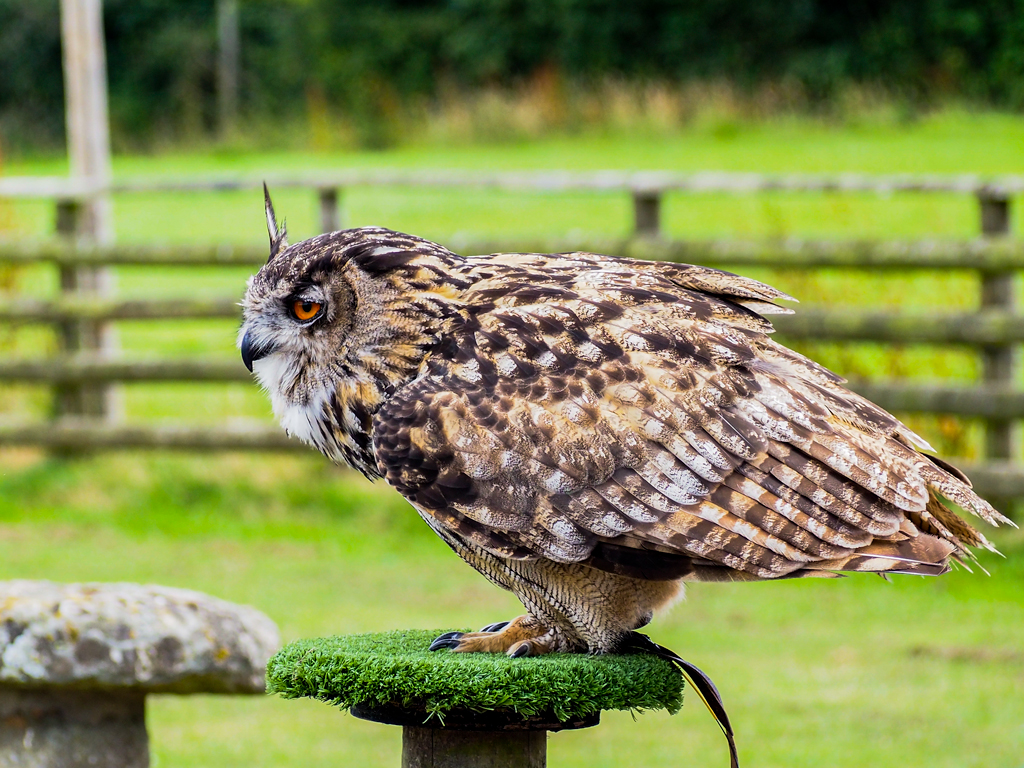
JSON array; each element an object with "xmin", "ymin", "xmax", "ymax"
[
  {"xmin": 402, "ymin": 728, "xmax": 546, "ymax": 768},
  {"xmin": 217, "ymin": 0, "xmax": 240, "ymax": 138},
  {"xmin": 59, "ymin": 0, "xmax": 117, "ymax": 422},
  {"xmin": 632, "ymin": 190, "xmax": 661, "ymax": 237},
  {"xmin": 978, "ymin": 192, "xmax": 1017, "ymax": 514},
  {"xmin": 54, "ymin": 198, "xmax": 109, "ymax": 418},
  {"xmin": 319, "ymin": 186, "xmax": 341, "ymax": 233},
  {"xmin": 351, "ymin": 702, "xmax": 596, "ymax": 768},
  {"xmin": 61, "ymin": 0, "xmax": 113, "ymax": 244}
]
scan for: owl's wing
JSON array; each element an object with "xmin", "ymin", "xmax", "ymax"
[{"xmin": 372, "ymin": 262, "xmax": 1010, "ymax": 580}]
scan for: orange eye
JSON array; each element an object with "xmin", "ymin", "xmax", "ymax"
[{"xmin": 292, "ymin": 299, "xmax": 322, "ymax": 321}]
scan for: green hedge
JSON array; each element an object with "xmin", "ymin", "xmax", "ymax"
[{"xmin": 2, "ymin": 0, "xmax": 1023, "ymax": 152}]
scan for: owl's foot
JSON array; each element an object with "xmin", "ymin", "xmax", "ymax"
[{"xmin": 429, "ymin": 614, "xmax": 557, "ymax": 657}]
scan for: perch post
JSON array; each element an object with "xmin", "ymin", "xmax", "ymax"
[{"xmin": 266, "ymin": 630, "xmax": 685, "ymax": 768}]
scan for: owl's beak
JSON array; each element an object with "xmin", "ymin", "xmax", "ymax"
[{"xmin": 240, "ymin": 329, "xmax": 277, "ymax": 372}]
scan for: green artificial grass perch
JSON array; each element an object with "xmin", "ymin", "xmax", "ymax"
[{"xmin": 266, "ymin": 629, "xmax": 683, "ymax": 723}]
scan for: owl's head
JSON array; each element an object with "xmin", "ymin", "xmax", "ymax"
[{"xmin": 238, "ymin": 188, "xmax": 466, "ymax": 471}]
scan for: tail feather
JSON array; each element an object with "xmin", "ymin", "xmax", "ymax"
[
  {"xmin": 801, "ymin": 534, "xmax": 955, "ymax": 576},
  {"xmin": 622, "ymin": 632, "xmax": 740, "ymax": 768},
  {"xmin": 918, "ymin": 460, "xmax": 1015, "ymax": 529},
  {"xmin": 913, "ymin": 491, "xmax": 1000, "ymax": 556}
]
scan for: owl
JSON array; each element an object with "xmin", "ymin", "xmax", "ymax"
[{"xmin": 239, "ymin": 192, "xmax": 1010, "ymax": 762}]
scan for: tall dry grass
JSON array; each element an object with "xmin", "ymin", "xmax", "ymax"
[{"xmin": 220, "ymin": 75, "xmax": 931, "ymax": 152}]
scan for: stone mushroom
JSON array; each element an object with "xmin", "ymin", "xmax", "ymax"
[{"xmin": 0, "ymin": 580, "xmax": 280, "ymax": 768}]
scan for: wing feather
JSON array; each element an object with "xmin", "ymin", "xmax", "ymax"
[
  {"xmin": 727, "ymin": 465, "xmax": 873, "ymax": 548},
  {"xmin": 372, "ymin": 255, "xmax": 1009, "ymax": 580}
]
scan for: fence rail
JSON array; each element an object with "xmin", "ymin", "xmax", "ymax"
[
  {"xmin": 0, "ymin": 419, "xmax": 300, "ymax": 451},
  {"xmin": 3, "ymin": 355, "xmax": 1021, "ymax": 417},
  {"xmin": 3, "ymin": 171, "xmax": 1024, "ymax": 199},
  {"xmin": 0, "ymin": 296, "xmax": 241, "ymax": 322},
  {"xmin": 0, "ymin": 170, "xmax": 1020, "ymax": 510},
  {"xmin": 4, "ymin": 236, "xmax": 1024, "ymax": 270},
  {"xmin": 4, "ymin": 418, "xmax": 1024, "ymax": 500},
  {"xmin": 4, "ymin": 294, "xmax": 1024, "ymax": 346}
]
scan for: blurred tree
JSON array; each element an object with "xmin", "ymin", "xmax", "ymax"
[
  {"xmin": 0, "ymin": 0, "xmax": 1021, "ymax": 153},
  {"xmin": 0, "ymin": 0, "xmax": 64, "ymax": 153},
  {"xmin": 103, "ymin": 0, "xmax": 217, "ymax": 144}
]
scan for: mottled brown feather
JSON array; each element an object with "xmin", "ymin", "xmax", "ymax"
[{"xmin": 360, "ymin": 239, "xmax": 1012, "ymax": 581}]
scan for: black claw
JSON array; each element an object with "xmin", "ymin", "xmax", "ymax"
[
  {"xmin": 509, "ymin": 643, "xmax": 532, "ymax": 659},
  {"xmin": 429, "ymin": 631, "xmax": 463, "ymax": 651},
  {"xmin": 479, "ymin": 621, "xmax": 510, "ymax": 633}
]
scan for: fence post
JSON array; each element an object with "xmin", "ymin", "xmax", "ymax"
[
  {"xmin": 632, "ymin": 190, "xmax": 661, "ymax": 237},
  {"xmin": 58, "ymin": 0, "xmax": 117, "ymax": 424},
  {"xmin": 978, "ymin": 192, "xmax": 1017, "ymax": 514},
  {"xmin": 216, "ymin": 0, "xmax": 240, "ymax": 138},
  {"xmin": 319, "ymin": 187, "xmax": 342, "ymax": 233},
  {"xmin": 54, "ymin": 199, "xmax": 112, "ymax": 419}
]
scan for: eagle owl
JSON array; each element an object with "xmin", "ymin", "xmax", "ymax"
[{"xmin": 240, "ymin": 193, "xmax": 1010, "ymax": 660}]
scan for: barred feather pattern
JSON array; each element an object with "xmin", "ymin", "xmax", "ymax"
[{"xmin": 241, "ymin": 226, "xmax": 1013, "ymax": 653}]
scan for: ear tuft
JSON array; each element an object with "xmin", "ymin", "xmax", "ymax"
[{"xmin": 264, "ymin": 183, "xmax": 288, "ymax": 262}]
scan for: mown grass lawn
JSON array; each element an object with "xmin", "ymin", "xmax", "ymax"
[
  {"xmin": 0, "ymin": 454, "xmax": 1021, "ymax": 768},
  {"xmin": 2, "ymin": 110, "xmax": 1024, "ymax": 766}
]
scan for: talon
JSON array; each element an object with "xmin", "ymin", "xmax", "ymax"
[
  {"xmin": 429, "ymin": 631, "xmax": 464, "ymax": 651},
  {"xmin": 479, "ymin": 621, "xmax": 510, "ymax": 633},
  {"xmin": 427, "ymin": 615, "xmax": 559, "ymax": 655},
  {"xmin": 509, "ymin": 642, "xmax": 532, "ymax": 658}
]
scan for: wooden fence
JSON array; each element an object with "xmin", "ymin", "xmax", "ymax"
[{"xmin": 0, "ymin": 171, "xmax": 1022, "ymax": 505}]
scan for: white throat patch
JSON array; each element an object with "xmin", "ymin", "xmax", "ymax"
[{"xmin": 252, "ymin": 353, "xmax": 329, "ymax": 451}]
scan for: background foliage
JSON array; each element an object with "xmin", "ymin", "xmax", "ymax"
[{"xmin": 2, "ymin": 0, "xmax": 1024, "ymax": 153}]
